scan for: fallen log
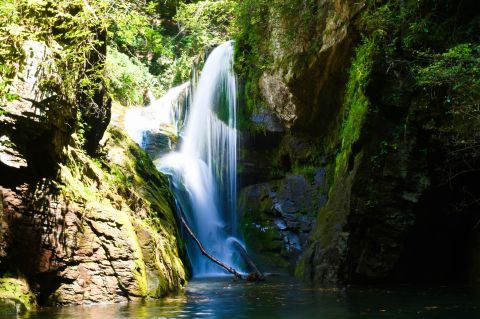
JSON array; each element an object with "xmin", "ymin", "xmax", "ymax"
[
  {"xmin": 179, "ymin": 214, "xmax": 244, "ymax": 280},
  {"xmin": 232, "ymin": 241, "xmax": 265, "ymax": 281}
]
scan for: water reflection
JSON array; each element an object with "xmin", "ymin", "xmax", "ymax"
[{"xmin": 14, "ymin": 277, "xmax": 480, "ymax": 319}]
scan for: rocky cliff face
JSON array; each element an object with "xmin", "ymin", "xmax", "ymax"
[
  {"xmin": 0, "ymin": 39, "xmax": 186, "ymax": 310},
  {"xmin": 236, "ymin": 0, "xmax": 480, "ymax": 285},
  {"xmin": 0, "ymin": 127, "xmax": 187, "ymax": 308}
]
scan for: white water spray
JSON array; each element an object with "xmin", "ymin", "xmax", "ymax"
[{"xmin": 124, "ymin": 82, "xmax": 189, "ymax": 147}]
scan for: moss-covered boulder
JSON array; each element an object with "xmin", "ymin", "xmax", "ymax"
[
  {"xmin": 0, "ymin": 277, "xmax": 36, "ymax": 314},
  {"xmin": 0, "ymin": 0, "xmax": 185, "ymax": 308}
]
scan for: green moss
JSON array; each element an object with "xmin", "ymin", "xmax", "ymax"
[
  {"xmin": 124, "ymin": 214, "xmax": 148, "ymax": 296},
  {"xmin": 294, "ymin": 0, "xmax": 479, "ymax": 282},
  {"xmin": 298, "ymin": 38, "xmax": 376, "ymax": 262},
  {"xmin": 238, "ymin": 187, "xmax": 288, "ymax": 270},
  {"xmin": 294, "ymin": 256, "xmax": 305, "ymax": 278},
  {"xmin": 133, "ymin": 219, "xmax": 187, "ymax": 298},
  {"xmin": 234, "ymin": 0, "xmax": 323, "ymax": 114},
  {"xmin": 0, "ymin": 277, "xmax": 36, "ymax": 312},
  {"xmin": 291, "ymin": 165, "xmax": 317, "ymax": 183},
  {"xmin": 334, "ymin": 37, "xmax": 376, "ymax": 177}
]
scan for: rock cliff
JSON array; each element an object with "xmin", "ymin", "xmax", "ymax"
[{"xmin": 236, "ymin": 0, "xmax": 480, "ymax": 285}]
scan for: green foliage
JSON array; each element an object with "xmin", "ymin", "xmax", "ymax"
[
  {"xmin": 0, "ymin": 0, "xmax": 111, "ymax": 115},
  {"xmin": 164, "ymin": 0, "xmax": 237, "ymax": 86},
  {"xmin": 176, "ymin": 0, "xmax": 236, "ymax": 45},
  {"xmin": 107, "ymin": 0, "xmax": 237, "ymax": 98},
  {"xmin": 415, "ymin": 43, "xmax": 480, "ymax": 92},
  {"xmin": 1, "ymin": 0, "xmax": 239, "ymax": 109},
  {"xmin": 0, "ymin": 0, "xmax": 24, "ymax": 104},
  {"xmin": 106, "ymin": 47, "xmax": 159, "ymax": 105},
  {"xmin": 361, "ymin": 0, "xmax": 480, "ymax": 153},
  {"xmin": 233, "ymin": 0, "xmax": 272, "ymax": 112},
  {"xmin": 415, "ymin": 43, "xmax": 480, "ymax": 150},
  {"xmin": 109, "ymin": 2, "xmax": 163, "ymax": 56}
]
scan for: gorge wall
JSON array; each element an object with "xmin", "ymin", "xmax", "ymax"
[
  {"xmin": 236, "ymin": 0, "xmax": 480, "ymax": 285},
  {"xmin": 0, "ymin": 2, "xmax": 187, "ymax": 312}
]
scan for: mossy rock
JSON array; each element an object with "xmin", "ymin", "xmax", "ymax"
[
  {"xmin": 41, "ymin": 125, "xmax": 187, "ymax": 304},
  {"xmin": 0, "ymin": 277, "xmax": 36, "ymax": 313}
]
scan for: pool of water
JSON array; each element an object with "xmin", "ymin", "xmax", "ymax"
[{"xmin": 14, "ymin": 276, "xmax": 480, "ymax": 319}]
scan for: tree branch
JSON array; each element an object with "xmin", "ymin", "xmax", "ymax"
[{"xmin": 179, "ymin": 214, "xmax": 243, "ymax": 280}]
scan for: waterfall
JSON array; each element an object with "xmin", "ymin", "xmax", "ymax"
[
  {"xmin": 124, "ymin": 82, "xmax": 190, "ymax": 148},
  {"xmin": 126, "ymin": 41, "xmax": 242, "ymax": 277}
]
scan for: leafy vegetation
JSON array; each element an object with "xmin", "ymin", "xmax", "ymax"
[
  {"xmin": 0, "ymin": 0, "xmax": 109, "ymax": 115},
  {"xmin": 106, "ymin": 47, "xmax": 158, "ymax": 106},
  {"xmin": 165, "ymin": 0, "xmax": 237, "ymax": 85},
  {"xmin": 360, "ymin": 0, "xmax": 480, "ymax": 181},
  {"xmin": 105, "ymin": 0, "xmax": 237, "ymax": 103},
  {"xmin": 0, "ymin": 0, "xmax": 24, "ymax": 104},
  {"xmin": 0, "ymin": 0, "xmax": 238, "ymax": 109}
]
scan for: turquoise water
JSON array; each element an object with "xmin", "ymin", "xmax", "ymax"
[{"xmin": 15, "ymin": 277, "xmax": 480, "ymax": 319}]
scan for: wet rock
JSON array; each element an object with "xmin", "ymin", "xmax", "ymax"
[
  {"xmin": 259, "ymin": 73, "xmax": 298, "ymax": 127},
  {"xmin": 239, "ymin": 169, "xmax": 328, "ymax": 271},
  {"xmin": 251, "ymin": 108, "xmax": 286, "ymax": 133},
  {"xmin": 142, "ymin": 130, "xmax": 175, "ymax": 159}
]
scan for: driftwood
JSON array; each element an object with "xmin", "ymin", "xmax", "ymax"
[
  {"xmin": 232, "ymin": 241, "xmax": 265, "ymax": 281},
  {"xmin": 179, "ymin": 215, "xmax": 244, "ymax": 279}
]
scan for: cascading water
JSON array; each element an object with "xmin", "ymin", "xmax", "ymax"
[
  {"xmin": 158, "ymin": 41, "xmax": 241, "ymax": 276},
  {"xmin": 124, "ymin": 82, "xmax": 190, "ymax": 148},
  {"xmin": 125, "ymin": 41, "xmax": 243, "ymax": 277}
]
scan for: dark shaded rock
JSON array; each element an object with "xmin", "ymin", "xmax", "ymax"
[
  {"xmin": 238, "ymin": 129, "xmax": 284, "ymax": 186},
  {"xmin": 250, "ymin": 109, "xmax": 285, "ymax": 133},
  {"xmin": 239, "ymin": 169, "xmax": 327, "ymax": 272},
  {"xmin": 258, "ymin": 0, "xmax": 364, "ymax": 133},
  {"xmin": 82, "ymin": 93, "xmax": 112, "ymax": 156},
  {"xmin": 239, "ymin": 0, "xmax": 480, "ymax": 288},
  {"xmin": 1, "ymin": 40, "xmax": 76, "ymax": 179}
]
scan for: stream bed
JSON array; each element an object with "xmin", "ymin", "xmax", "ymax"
[{"xmin": 14, "ymin": 276, "xmax": 480, "ymax": 319}]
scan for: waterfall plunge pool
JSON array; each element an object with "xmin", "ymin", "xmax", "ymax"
[{"xmin": 12, "ymin": 276, "xmax": 480, "ymax": 319}]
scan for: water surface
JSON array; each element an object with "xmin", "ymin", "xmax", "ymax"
[{"xmin": 16, "ymin": 276, "xmax": 480, "ymax": 319}]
